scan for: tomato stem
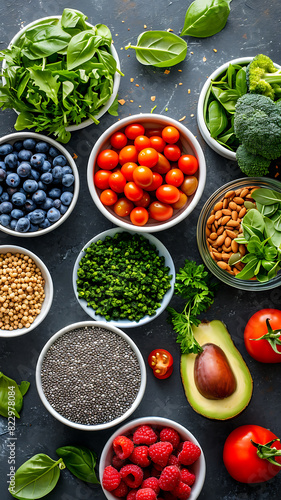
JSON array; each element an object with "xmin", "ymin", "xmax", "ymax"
[
  {"xmin": 251, "ymin": 438, "xmax": 281, "ymax": 466},
  {"xmin": 250, "ymin": 318, "xmax": 281, "ymax": 354}
]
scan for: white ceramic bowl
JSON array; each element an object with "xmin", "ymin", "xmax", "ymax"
[
  {"xmin": 87, "ymin": 113, "xmax": 206, "ymax": 232},
  {"xmin": 35, "ymin": 321, "xmax": 146, "ymax": 431},
  {"xmin": 0, "ymin": 245, "xmax": 53, "ymax": 337},
  {"xmin": 72, "ymin": 228, "xmax": 175, "ymax": 328},
  {"xmin": 99, "ymin": 416, "xmax": 206, "ymax": 500},
  {"xmin": 0, "ymin": 131, "xmax": 79, "ymax": 237},
  {"xmin": 3, "ymin": 16, "xmax": 121, "ymax": 132}
]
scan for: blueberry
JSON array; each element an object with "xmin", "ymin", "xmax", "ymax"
[
  {"xmin": 0, "ymin": 144, "xmax": 13, "ymax": 156},
  {"xmin": 41, "ymin": 172, "xmax": 53, "ymax": 184},
  {"xmin": 30, "ymin": 153, "xmax": 45, "ymax": 169},
  {"xmin": 62, "ymin": 165, "xmax": 73, "ymax": 175},
  {"xmin": 23, "ymin": 138, "xmax": 36, "ymax": 150},
  {"xmin": 53, "ymin": 199, "xmax": 61, "ymax": 209},
  {"xmin": 29, "ymin": 223, "xmax": 39, "ymax": 232},
  {"xmin": 25, "ymin": 199, "xmax": 37, "ymax": 212},
  {"xmin": 52, "ymin": 166, "xmax": 63, "ymax": 180},
  {"xmin": 40, "ymin": 218, "xmax": 51, "ymax": 229},
  {"xmin": 41, "ymin": 160, "xmax": 52, "ymax": 173},
  {"xmin": 16, "ymin": 217, "xmax": 31, "ymax": 232},
  {"xmin": 38, "ymin": 181, "xmax": 48, "ymax": 191},
  {"xmin": 5, "ymin": 153, "xmax": 18, "ymax": 169},
  {"xmin": 0, "ymin": 214, "xmax": 11, "ymax": 226},
  {"xmin": 7, "ymin": 187, "xmax": 18, "ymax": 197},
  {"xmin": 0, "ymin": 186, "xmax": 2, "ymax": 196},
  {"xmin": 62, "ymin": 173, "xmax": 74, "ymax": 187},
  {"xmin": 11, "ymin": 208, "xmax": 24, "ymax": 219},
  {"xmin": 0, "ymin": 168, "xmax": 7, "ymax": 181},
  {"xmin": 17, "ymin": 162, "xmax": 31, "ymax": 178},
  {"xmin": 53, "ymin": 154, "xmax": 67, "ymax": 167},
  {"xmin": 35, "ymin": 141, "xmax": 49, "ymax": 153},
  {"xmin": 10, "ymin": 219, "xmax": 17, "ymax": 230},
  {"xmin": 30, "ymin": 169, "xmax": 40, "ymax": 181},
  {"xmin": 23, "ymin": 179, "xmax": 38, "ymax": 193},
  {"xmin": 12, "ymin": 191, "xmax": 26, "ymax": 207},
  {"xmin": 41, "ymin": 197, "xmax": 54, "ymax": 211},
  {"xmin": 18, "ymin": 150, "xmax": 32, "ymax": 162},
  {"xmin": 60, "ymin": 191, "xmax": 73, "ymax": 206},
  {"xmin": 47, "ymin": 207, "xmax": 61, "ymax": 222},
  {"xmin": 0, "ymin": 161, "xmax": 6, "ymax": 171},
  {"xmin": 0, "ymin": 201, "xmax": 13, "ymax": 214},
  {"xmin": 0, "ymin": 192, "xmax": 9, "ymax": 202},
  {"xmin": 49, "ymin": 146, "xmax": 59, "ymax": 157},
  {"xmin": 32, "ymin": 190, "xmax": 47, "ymax": 204},
  {"xmin": 13, "ymin": 141, "xmax": 23, "ymax": 152},
  {"xmin": 60, "ymin": 204, "xmax": 68, "ymax": 215},
  {"xmin": 6, "ymin": 173, "xmax": 20, "ymax": 187},
  {"xmin": 28, "ymin": 209, "xmax": 46, "ymax": 225},
  {"xmin": 48, "ymin": 187, "xmax": 61, "ymax": 199}
]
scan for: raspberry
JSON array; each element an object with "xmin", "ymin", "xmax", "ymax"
[
  {"xmin": 141, "ymin": 476, "xmax": 160, "ymax": 494},
  {"xmin": 159, "ymin": 465, "xmax": 180, "ymax": 492},
  {"xmin": 167, "ymin": 455, "xmax": 179, "ymax": 467},
  {"xmin": 133, "ymin": 425, "xmax": 158, "ymax": 445},
  {"xmin": 160, "ymin": 428, "xmax": 180, "ymax": 449},
  {"xmin": 178, "ymin": 441, "xmax": 201, "ymax": 466},
  {"xmin": 112, "ymin": 480, "xmax": 129, "ymax": 498},
  {"xmin": 113, "ymin": 435, "xmax": 134, "ymax": 460},
  {"xmin": 127, "ymin": 489, "xmax": 138, "ymax": 500},
  {"xmin": 112, "ymin": 454, "xmax": 128, "ymax": 470},
  {"xmin": 149, "ymin": 441, "xmax": 173, "ymax": 467},
  {"xmin": 120, "ymin": 464, "xmax": 144, "ymax": 488},
  {"xmin": 130, "ymin": 446, "xmax": 151, "ymax": 467},
  {"xmin": 136, "ymin": 488, "xmax": 157, "ymax": 500},
  {"xmin": 180, "ymin": 468, "xmax": 196, "ymax": 486},
  {"xmin": 150, "ymin": 466, "xmax": 161, "ymax": 478},
  {"xmin": 102, "ymin": 465, "xmax": 121, "ymax": 492},
  {"xmin": 172, "ymin": 481, "xmax": 191, "ymax": 500}
]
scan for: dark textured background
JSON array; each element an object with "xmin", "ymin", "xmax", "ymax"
[{"xmin": 1, "ymin": 0, "xmax": 281, "ymax": 498}]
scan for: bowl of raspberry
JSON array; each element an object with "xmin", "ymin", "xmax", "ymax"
[{"xmin": 99, "ymin": 416, "xmax": 206, "ymax": 500}]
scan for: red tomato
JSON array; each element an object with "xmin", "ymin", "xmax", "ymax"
[
  {"xmin": 124, "ymin": 182, "xmax": 143, "ymax": 202},
  {"xmin": 133, "ymin": 166, "xmax": 153, "ymax": 188},
  {"xmin": 121, "ymin": 162, "xmax": 138, "ymax": 181},
  {"xmin": 156, "ymin": 184, "xmax": 180, "ymax": 204},
  {"xmin": 165, "ymin": 168, "xmax": 184, "ymax": 187},
  {"xmin": 244, "ymin": 309, "xmax": 281, "ymax": 363},
  {"xmin": 119, "ymin": 145, "xmax": 138, "ymax": 166},
  {"xmin": 125, "ymin": 123, "xmax": 145, "ymax": 140},
  {"xmin": 162, "ymin": 126, "xmax": 180, "ymax": 144},
  {"xmin": 164, "ymin": 145, "xmax": 181, "ymax": 162},
  {"xmin": 152, "ymin": 153, "xmax": 171, "ymax": 175},
  {"xmin": 148, "ymin": 349, "xmax": 173, "ymax": 379},
  {"xmin": 134, "ymin": 135, "xmax": 151, "ymax": 151},
  {"xmin": 178, "ymin": 154, "xmax": 199, "ymax": 175},
  {"xmin": 130, "ymin": 207, "xmax": 149, "ymax": 226},
  {"xmin": 97, "ymin": 149, "xmax": 119, "ymax": 170},
  {"xmin": 138, "ymin": 148, "xmax": 159, "ymax": 168},
  {"xmin": 223, "ymin": 425, "xmax": 281, "ymax": 483},
  {"xmin": 110, "ymin": 132, "xmax": 127, "ymax": 149},
  {"xmin": 94, "ymin": 170, "xmax": 111, "ymax": 190},
  {"xmin": 145, "ymin": 172, "xmax": 163, "ymax": 191},
  {"xmin": 171, "ymin": 190, "xmax": 187, "ymax": 209},
  {"xmin": 137, "ymin": 191, "xmax": 151, "ymax": 208},
  {"xmin": 149, "ymin": 136, "xmax": 166, "ymax": 153},
  {"xmin": 100, "ymin": 189, "xmax": 118, "ymax": 206},
  {"xmin": 113, "ymin": 197, "xmax": 134, "ymax": 217},
  {"xmin": 146, "ymin": 128, "xmax": 162, "ymax": 138},
  {"xmin": 180, "ymin": 176, "xmax": 198, "ymax": 196},
  {"xmin": 149, "ymin": 201, "xmax": 173, "ymax": 221},
  {"xmin": 108, "ymin": 171, "xmax": 126, "ymax": 193}
]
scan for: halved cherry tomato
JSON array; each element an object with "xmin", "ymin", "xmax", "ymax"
[
  {"xmin": 149, "ymin": 201, "xmax": 173, "ymax": 221},
  {"xmin": 97, "ymin": 149, "xmax": 119, "ymax": 170},
  {"xmin": 138, "ymin": 147, "xmax": 159, "ymax": 168},
  {"xmin": 162, "ymin": 126, "xmax": 180, "ymax": 144},
  {"xmin": 149, "ymin": 136, "xmax": 166, "ymax": 153},
  {"xmin": 164, "ymin": 144, "xmax": 181, "ymax": 162},
  {"xmin": 148, "ymin": 349, "xmax": 173, "ymax": 379},
  {"xmin": 119, "ymin": 145, "xmax": 138, "ymax": 165},
  {"xmin": 121, "ymin": 162, "xmax": 138, "ymax": 181},
  {"xmin": 124, "ymin": 181, "xmax": 143, "ymax": 202},
  {"xmin": 178, "ymin": 154, "xmax": 199, "ymax": 175},
  {"xmin": 152, "ymin": 153, "xmax": 171, "ymax": 175},
  {"xmin": 125, "ymin": 123, "xmax": 145, "ymax": 140},
  {"xmin": 94, "ymin": 170, "xmax": 111, "ymax": 190},
  {"xmin": 100, "ymin": 189, "xmax": 118, "ymax": 206},
  {"xmin": 146, "ymin": 172, "xmax": 163, "ymax": 191},
  {"xmin": 110, "ymin": 132, "xmax": 128, "ymax": 149},
  {"xmin": 130, "ymin": 207, "xmax": 149, "ymax": 226},
  {"xmin": 165, "ymin": 168, "xmax": 184, "ymax": 187},
  {"xmin": 109, "ymin": 171, "xmax": 127, "ymax": 193},
  {"xmin": 113, "ymin": 197, "xmax": 134, "ymax": 217},
  {"xmin": 156, "ymin": 184, "xmax": 180, "ymax": 204},
  {"xmin": 134, "ymin": 135, "xmax": 151, "ymax": 151},
  {"xmin": 133, "ymin": 166, "xmax": 153, "ymax": 188}
]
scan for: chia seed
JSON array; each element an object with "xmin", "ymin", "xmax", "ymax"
[{"xmin": 40, "ymin": 326, "xmax": 142, "ymax": 425}]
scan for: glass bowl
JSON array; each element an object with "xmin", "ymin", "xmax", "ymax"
[{"xmin": 197, "ymin": 177, "xmax": 281, "ymax": 291}]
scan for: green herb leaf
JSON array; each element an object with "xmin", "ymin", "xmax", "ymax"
[
  {"xmin": 61, "ymin": 8, "xmax": 88, "ymax": 30},
  {"xmin": 208, "ymin": 99, "xmax": 228, "ymax": 138},
  {"xmin": 236, "ymin": 67, "xmax": 247, "ymax": 96},
  {"xmin": 22, "ymin": 25, "xmax": 71, "ymax": 59},
  {"xmin": 252, "ymin": 188, "xmax": 281, "ymax": 206},
  {"xmin": 28, "ymin": 69, "xmax": 60, "ymax": 104},
  {"xmin": 125, "ymin": 31, "xmax": 187, "ymax": 68},
  {"xmin": 236, "ymin": 255, "xmax": 259, "ymax": 280},
  {"xmin": 181, "ymin": 0, "xmax": 232, "ymax": 38},
  {"xmin": 56, "ymin": 446, "xmax": 99, "ymax": 484},
  {"xmin": 0, "ymin": 372, "xmax": 30, "ymax": 419}
]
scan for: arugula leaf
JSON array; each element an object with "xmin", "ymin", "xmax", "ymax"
[{"xmin": 28, "ymin": 69, "xmax": 60, "ymax": 104}]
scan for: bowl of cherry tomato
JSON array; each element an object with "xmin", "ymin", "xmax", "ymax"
[{"xmin": 87, "ymin": 114, "xmax": 206, "ymax": 232}]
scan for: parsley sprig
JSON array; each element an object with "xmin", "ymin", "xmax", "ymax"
[{"xmin": 167, "ymin": 260, "xmax": 217, "ymax": 354}]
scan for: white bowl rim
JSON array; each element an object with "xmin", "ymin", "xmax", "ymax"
[
  {"xmin": 0, "ymin": 244, "xmax": 53, "ymax": 337},
  {"xmin": 99, "ymin": 416, "xmax": 206, "ymax": 500},
  {"xmin": 35, "ymin": 320, "xmax": 147, "ymax": 430},
  {"xmin": 3, "ymin": 15, "xmax": 121, "ymax": 132},
  {"xmin": 0, "ymin": 131, "xmax": 79, "ymax": 237},
  {"xmin": 72, "ymin": 227, "xmax": 175, "ymax": 328},
  {"xmin": 87, "ymin": 113, "xmax": 206, "ymax": 233}
]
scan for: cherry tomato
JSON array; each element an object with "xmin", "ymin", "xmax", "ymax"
[
  {"xmin": 113, "ymin": 197, "xmax": 134, "ymax": 217},
  {"xmin": 180, "ymin": 176, "xmax": 198, "ymax": 196},
  {"xmin": 223, "ymin": 425, "xmax": 281, "ymax": 483},
  {"xmin": 138, "ymin": 148, "xmax": 159, "ymax": 168},
  {"xmin": 130, "ymin": 207, "xmax": 149, "ymax": 226},
  {"xmin": 110, "ymin": 132, "xmax": 128, "ymax": 149},
  {"xmin": 108, "ymin": 171, "xmax": 127, "ymax": 193},
  {"xmin": 146, "ymin": 172, "xmax": 163, "ymax": 191},
  {"xmin": 97, "ymin": 149, "xmax": 119, "ymax": 170},
  {"xmin": 164, "ymin": 145, "xmax": 181, "ymax": 162},
  {"xmin": 146, "ymin": 128, "xmax": 162, "ymax": 138},
  {"xmin": 124, "ymin": 181, "xmax": 143, "ymax": 202},
  {"xmin": 149, "ymin": 201, "xmax": 173, "ymax": 221},
  {"xmin": 125, "ymin": 123, "xmax": 145, "ymax": 140},
  {"xmin": 134, "ymin": 135, "xmax": 151, "ymax": 151},
  {"xmin": 162, "ymin": 126, "xmax": 180, "ymax": 144},
  {"xmin": 149, "ymin": 136, "xmax": 166, "ymax": 153},
  {"xmin": 94, "ymin": 170, "xmax": 111, "ymax": 190},
  {"xmin": 100, "ymin": 189, "xmax": 118, "ymax": 206},
  {"xmin": 133, "ymin": 166, "xmax": 153, "ymax": 188},
  {"xmin": 148, "ymin": 349, "xmax": 173, "ymax": 379},
  {"xmin": 121, "ymin": 162, "xmax": 138, "ymax": 181},
  {"xmin": 172, "ymin": 190, "xmax": 188, "ymax": 209},
  {"xmin": 137, "ymin": 191, "xmax": 151, "ymax": 208},
  {"xmin": 119, "ymin": 145, "xmax": 138, "ymax": 166},
  {"xmin": 156, "ymin": 184, "xmax": 180, "ymax": 204},
  {"xmin": 244, "ymin": 309, "xmax": 281, "ymax": 363},
  {"xmin": 165, "ymin": 168, "xmax": 184, "ymax": 187},
  {"xmin": 178, "ymin": 154, "xmax": 199, "ymax": 175},
  {"xmin": 152, "ymin": 153, "xmax": 171, "ymax": 175}
]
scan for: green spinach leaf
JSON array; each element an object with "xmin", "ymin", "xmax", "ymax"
[
  {"xmin": 181, "ymin": 0, "xmax": 232, "ymax": 38},
  {"xmin": 56, "ymin": 446, "xmax": 99, "ymax": 484},
  {"xmin": 125, "ymin": 31, "xmax": 187, "ymax": 68},
  {"xmin": 252, "ymin": 188, "xmax": 281, "ymax": 206},
  {"xmin": 208, "ymin": 99, "xmax": 228, "ymax": 137}
]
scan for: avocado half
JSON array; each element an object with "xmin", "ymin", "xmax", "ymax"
[{"xmin": 181, "ymin": 320, "xmax": 253, "ymax": 420}]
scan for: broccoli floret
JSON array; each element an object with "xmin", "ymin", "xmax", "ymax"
[
  {"xmin": 234, "ymin": 93, "xmax": 281, "ymax": 159},
  {"xmin": 246, "ymin": 54, "xmax": 281, "ymax": 101},
  {"xmin": 236, "ymin": 144, "xmax": 270, "ymax": 177}
]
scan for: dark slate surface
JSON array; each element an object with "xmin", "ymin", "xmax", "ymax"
[{"xmin": 1, "ymin": 0, "xmax": 281, "ymax": 499}]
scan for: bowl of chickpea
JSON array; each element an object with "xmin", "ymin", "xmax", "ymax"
[{"xmin": 0, "ymin": 245, "xmax": 53, "ymax": 337}]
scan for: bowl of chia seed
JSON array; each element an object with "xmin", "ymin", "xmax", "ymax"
[{"xmin": 35, "ymin": 321, "xmax": 146, "ymax": 431}]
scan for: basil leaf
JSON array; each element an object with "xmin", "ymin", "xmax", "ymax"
[
  {"xmin": 9, "ymin": 454, "xmax": 65, "ymax": 499},
  {"xmin": 56, "ymin": 446, "xmax": 99, "ymax": 484},
  {"xmin": 67, "ymin": 31, "xmax": 102, "ymax": 70},
  {"xmin": 236, "ymin": 256, "xmax": 259, "ymax": 280},
  {"xmin": 22, "ymin": 25, "xmax": 71, "ymax": 59},
  {"xmin": 0, "ymin": 372, "xmax": 29, "ymax": 419},
  {"xmin": 95, "ymin": 24, "xmax": 112, "ymax": 47},
  {"xmin": 61, "ymin": 8, "xmax": 88, "ymax": 30},
  {"xmin": 208, "ymin": 100, "xmax": 228, "ymax": 138},
  {"xmin": 181, "ymin": 0, "xmax": 232, "ymax": 38},
  {"xmin": 108, "ymin": 95, "xmax": 119, "ymax": 116},
  {"xmin": 125, "ymin": 31, "xmax": 187, "ymax": 68},
  {"xmin": 252, "ymin": 188, "xmax": 281, "ymax": 206}
]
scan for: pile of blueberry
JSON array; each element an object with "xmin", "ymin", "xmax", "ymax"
[{"xmin": 0, "ymin": 137, "xmax": 75, "ymax": 233}]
